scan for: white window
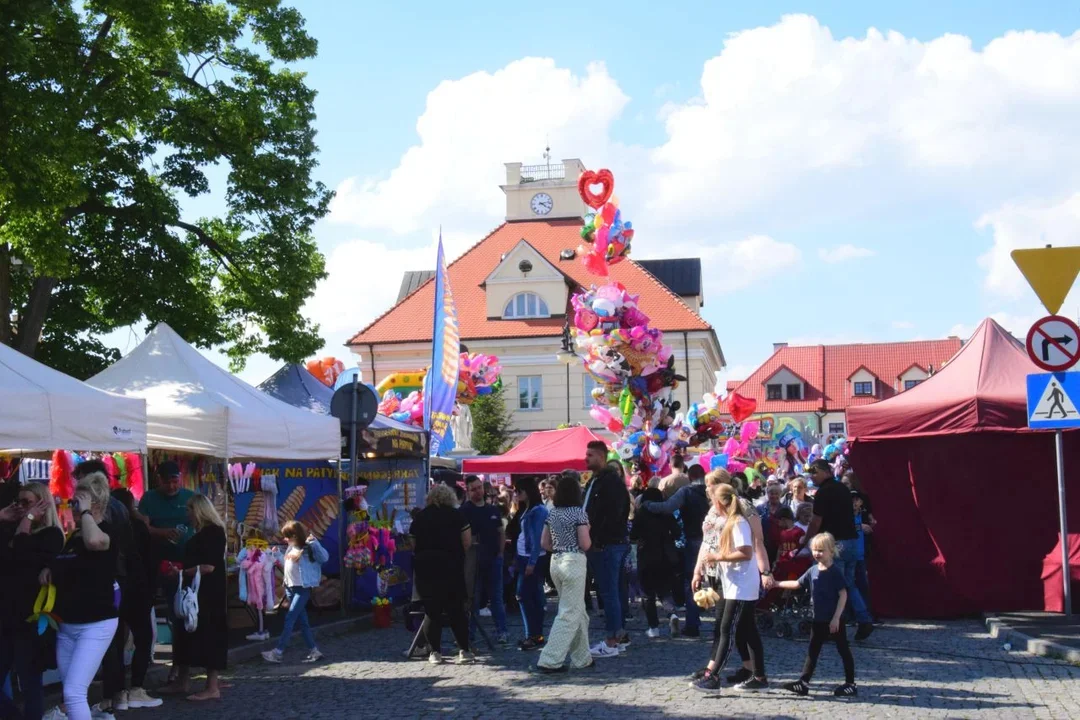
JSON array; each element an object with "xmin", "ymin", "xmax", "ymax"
[
  {"xmin": 828, "ymin": 422, "xmax": 845, "ymax": 435},
  {"xmin": 904, "ymin": 379, "xmax": 921, "ymax": 391},
  {"xmin": 518, "ymin": 376, "xmax": 543, "ymax": 410},
  {"xmin": 853, "ymin": 381, "xmax": 874, "ymax": 396},
  {"xmin": 583, "ymin": 375, "xmax": 603, "ymax": 408},
  {"xmin": 766, "ymin": 384, "xmax": 782, "ymax": 400},
  {"xmin": 786, "ymin": 384, "xmax": 803, "ymax": 400},
  {"xmin": 504, "ymin": 292, "xmax": 550, "ymax": 319}
]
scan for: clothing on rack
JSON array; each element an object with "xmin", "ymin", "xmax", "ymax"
[{"xmin": 19, "ymin": 459, "xmax": 52, "ymax": 484}]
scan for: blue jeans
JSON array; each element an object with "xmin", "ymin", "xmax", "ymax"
[
  {"xmin": 515, "ymin": 556, "xmax": 546, "ymax": 639},
  {"xmin": 588, "ymin": 544, "xmax": 628, "ymax": 639},
  {"xmin": 471, "ymin": 554, "xmax": 507, "ymax": 641},
  {"xmin": 0, "ymin": 623, "xmax": 43, "ymax": 720},
  {"xmin": 277, "ymin": 587, "xmax": 316, "ymax": 653},
  {"xmin": 853, "ymin": 558, "xmax": 872, "ymax": 618},
  {"xmin": 835, "ymin": 541, "xmax": 872, "ymax": 623},
  {"xmin": 682, "ymin": 538, "xmax": 702, "ymax": 631}
]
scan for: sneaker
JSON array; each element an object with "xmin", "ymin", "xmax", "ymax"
[
  {"xmin": 302, "ymin": 648, "xmax": 325, "ymax": 663},
  {"xmin": 261, "ymin": 649, "xmax": 283, "ymax": 663},
  {"xmin": 454, "ymin": 650, "xmax": 475, "ymax": 665},
  {"xmin": 726, "ymin": 667, "xmax": 752, "ymax": 685},
  {"xmin": 478, "ymin": 607, "xmax": 492, "ymax": 617},
  {"xmin": 735, "ymin": 677, "xmax": 769, "ymax": 691},
  {"xmin": 90, "ymin": 710, "xmax": 115, "ymax": 720},
  {"xmin": 428, "ymin": 651, "xmax": 444, "ymax": 665},
  {"xmin": 535, "ymin": 663, "xmax": 567, "ymax": 674},
  {"xmin": 589, "ymin": 642, "xmax": 621, "ymax": 659},
  {"xmin": 645, "ymin": 627, "xmax": 660, "ymax": 639},
  {"xmin": 689, "ymin": 667, "xmax": 710, "ymax": 681},
  {"xmin": 518, "ymin": 636, "xmax": 545, "ymax": 651},
  {"xmin": 690, "ymin": 672, "xmax": 721, "ymax": 693},
  {"xmin": 680, "ymin": 626, "xmax": 701, "ymax": 638},
  {"xmin": 245, "ymin": 630, "xmax": 269, "ymax": 641},
  {"xmin": 114, "ymin": 692, "xmax": 129, "ymax": 711},
  {"xmin": 617, "ymin": 631, "xmax": 631, "ymax": 648},
  {"xmin": 669, "ymin": 614, "xmax": 680, "ymax": 636},
  {"xmin": 833, "ymin": 682, "xmax": 858, "ymax": 697},
  {"xmin": 854, "ymin": 623, "xmax": 874, "ymax": 641},
  {"xmin": 782, "ymin": 680, "xmax": 809, "ymax": 696},
  {"xmin": 127, "ymin": 688, "xmax": 163, "ymax": 708},
  {"xmin": 91, "ymin": 702, "xmax": 112, "ymax": 713},
  {"xmin": 43, "ymin": 709, "xmax": 67, "ymax": 720}
]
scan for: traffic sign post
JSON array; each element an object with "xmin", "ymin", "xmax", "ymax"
[
  {"xmin": 1027, "ymin": 372, "xmax": 1077, "ymax": 616},
  {"xmin": 1026, "ymin": 315, "xmax": 1080, "ymax": 372}
]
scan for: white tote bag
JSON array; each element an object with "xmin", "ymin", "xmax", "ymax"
[{"xmin": 173, "ymin": 567, "xmax": 201, "ymax": 633}]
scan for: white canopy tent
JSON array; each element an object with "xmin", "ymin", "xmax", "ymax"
[
  {"xmin": 87, "ymin": 323, "xmax": 340, "ymax": 460},
  {"xmin": 0, "ymin": 341, "xmax": 147, "ymax": 453}
]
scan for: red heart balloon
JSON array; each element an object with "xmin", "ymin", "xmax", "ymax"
[
  {"xmin": 578, "ymin": 169, "xmax": 614, "ymax": 209},
  {"xmin": 727, "ymin": 392, "xmax": 757, "ymax": 423},
  {"xmin": 575, "ymin": 308, "xmax": 599, "ymax": 332}
]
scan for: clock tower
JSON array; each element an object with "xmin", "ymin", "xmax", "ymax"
[{"xmin": 501, "ymin": 155, "xmax": 587, "ymax": 222}]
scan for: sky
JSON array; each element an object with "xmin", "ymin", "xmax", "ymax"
[{"xmin": 108, "ymin": 1, "xmax": 1080, "ymax": 390}]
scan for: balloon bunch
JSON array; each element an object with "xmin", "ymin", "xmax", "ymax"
[
  {"xmin": 807, "ymin": 437, "xmax": 849, "ymax": 477},
  {"xmin": 306, "ymin": 357, "xmax": 346, "ymax": 387},
  {"xmin": 378, "ymin": 389, "xmax": 424, "ymax": 427},
  {"xmin": 577, "ymin": 168, "xmax": 633, "ymax": 276},
  {"xmin": 456, "ymin": 352, "xmax": 503, "ymax": 405}
]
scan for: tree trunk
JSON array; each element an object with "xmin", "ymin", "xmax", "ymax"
[
  {"xmin": 17, "ymin": 276, "xmax": 56, "ymax": 356},
  {"xmin": 0, "ymin": 244, "xmax": 10, "ymax": 345}
]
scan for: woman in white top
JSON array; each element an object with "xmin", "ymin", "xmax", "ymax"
[{"xmin": 689, "ymin": 483, "xmax": 768, "ymax": 693}]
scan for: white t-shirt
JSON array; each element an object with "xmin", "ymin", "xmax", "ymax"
[
  {"xmin": 720, "ymin": 517, "xmax": 760, "ymax": 601},
  {"xmin": 516, "ymin": 531, "xmax": 527, "ymax": 557},
  {"xmin": 284, "ymin": 549, "xmax": 303, "ymax": 587}
]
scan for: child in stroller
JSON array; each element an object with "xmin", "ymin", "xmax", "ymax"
[{"xmin": 757, "ymin": 506, "xmax": 814, "ymax": 637}]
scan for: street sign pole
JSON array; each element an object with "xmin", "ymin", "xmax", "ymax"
[{"xmin": 1056, "ymin": 429, "xmax": 1072, "ymax": 616}]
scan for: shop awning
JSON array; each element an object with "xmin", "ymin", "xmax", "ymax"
[{"xmin": 461, "ymin": 426, "xmax": 607, "ymax": 474}]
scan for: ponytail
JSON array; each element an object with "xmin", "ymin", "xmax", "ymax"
[{"xmin": 714, "ymin": 483, "xmax": 743, "ymax": 556}]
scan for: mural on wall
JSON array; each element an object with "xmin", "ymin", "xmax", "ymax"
[{"xmin": 715, "ymin": 414, "xmax": 819, "ymax": 477}]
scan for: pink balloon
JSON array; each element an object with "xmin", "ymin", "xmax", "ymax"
[
  {"xmin": 698, "ymin": 451, "xmax": 714, "ymax": 470},
  {"xmin": 723, "ymin": 437, "xmax": 740, "ymax": 456},
  {"xmin": 740, "ymin": 421, "xmax": 760, "ymax": 443}
]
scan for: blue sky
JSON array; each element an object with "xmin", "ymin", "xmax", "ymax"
[{"xmin": 111, "ymin": 2, "xmax": 1080, "ymax": 388}]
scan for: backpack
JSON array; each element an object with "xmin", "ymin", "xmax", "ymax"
[{"xmin": 174, "ymin": 567, "xmax": 201, "ymax": 633}]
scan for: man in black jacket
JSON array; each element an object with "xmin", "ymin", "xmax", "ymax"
[
  {"xmin": 638, "ymin": 463, "xmax": 709, "ymax": 637},
  {"xmin": 582, "ymin": 441, "xmax": 630, "ymax": 658}
]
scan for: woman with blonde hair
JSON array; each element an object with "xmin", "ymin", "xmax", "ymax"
[
  {"xmin": 411, "ymin": 482, "xmax": 473, "ymax": 664},
  {"xmin": 690, "ymin": 483, "xmax": 768, "ymax": 694},
  {"xmin": 163, "ymin": 493, "xmax": 227, "ymax": 701},
  {"xmin": 0, "ymin": 482, "xmax": 64, "ymax": 720}
]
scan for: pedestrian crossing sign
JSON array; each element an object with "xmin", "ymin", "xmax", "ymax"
[{"xmin": 1027, "ymin": 372, "xmax": 1080, "ymax": 429}]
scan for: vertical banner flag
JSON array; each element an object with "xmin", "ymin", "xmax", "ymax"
[{"xmin": 424, "ymin": 232, "xmax": 460, "ymax": 456}]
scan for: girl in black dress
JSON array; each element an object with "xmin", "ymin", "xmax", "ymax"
[{"xmin": 162, "ymin": 494, "xmax": 227, "ymax": 701}]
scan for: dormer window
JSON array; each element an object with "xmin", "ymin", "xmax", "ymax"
[
  {"xmin": 504, "ymin": 292, "xmax": 550, "ymax": 319},
  {"xmin": 853, "ymin": 381, "xmax": 874, "ymax": 396}
]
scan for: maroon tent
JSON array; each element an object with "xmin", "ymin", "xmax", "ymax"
[
  {"xmin": 847, "ymin": 318, "xmax": 1080, "ymax": 617},
  {"xmin": 461, "ymin": 426, "xmax": 607, "ymax": 474}
]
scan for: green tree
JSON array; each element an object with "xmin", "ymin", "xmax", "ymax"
[
  {"xmin": 469, "ymin": 384, "xmax": 515, "ymax": 456},
  {"xmin": 0, "ymin": 0, "xmax": 332, "ymax": 377}
]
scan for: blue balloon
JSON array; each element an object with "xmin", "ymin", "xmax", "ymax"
[{"xmin": 711, "ymin": 453, "xmax": 729, "ymax": 470}]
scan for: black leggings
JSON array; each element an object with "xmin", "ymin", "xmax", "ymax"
[
  {"xmin": 802, "ymin": 621, "xmax": 855, "ymax": 684},
  {"xmin": 421, "ymin": 593, "xmax": 470, "ymax": 655},
  {"xmin": 710, "ymin": 599, "xmax": 765, "ymax": 677}
]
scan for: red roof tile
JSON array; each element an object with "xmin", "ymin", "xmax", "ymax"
[
  {"xmin": 727, "ymin": 339, "xmax": 963, "ymax": 414},
  {"xmin": 346, "ymin": 219, "xmax": 712, "ymax": 346}
]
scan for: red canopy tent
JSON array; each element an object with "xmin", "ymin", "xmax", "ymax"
[
  {"xmin": 847, "ymin": 318, "xmax": 1080, "ymax": 617},
  {"xmin": 461, "ymin": 426, "xmax": 607, "ymax": 474}
]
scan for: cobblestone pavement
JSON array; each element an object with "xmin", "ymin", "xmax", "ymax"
[{"xmin": 126, "ymin": 604, "xmax": 1080, "ymax": 719}]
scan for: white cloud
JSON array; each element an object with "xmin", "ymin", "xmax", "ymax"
[
  {"xmin": 818, "ymin": 244, "xmax": 876, "ymax": 263},
  {"xmin": 642, "ymin": 234, "xmax": 800, "ymax": 295},
  {"xmin": 948, "ymin": 310, "xmax": 1040, "ymax": 341},
  {"xmin": 328, "ymin": 58, "xmax": 629, "ymax": 236},
  {"xmin": 714, "ymin": 363, "xmax": 758, "ymax": 395},
  {"xmin": 892, "ymin": 320, "xmax": 915, "ymax": 330}
]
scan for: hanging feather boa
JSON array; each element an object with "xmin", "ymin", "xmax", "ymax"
[
  {"xmin": 125, "ymin": 454, "xmax": 145, "ymax": 500},
  {"xmin": 49, "ymin": 450, "xmax": 74, "ymax": 500},
  {"xmin": 112, "ymin": 453, "xmax": 128, "ymax": 488},
  {"xmin": 102, "ymin": 454, "xmax": 120, "ymax": 489}
]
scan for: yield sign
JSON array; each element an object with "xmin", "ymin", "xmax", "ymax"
[
  {"xmin": 1026, "ymin": 315, "xmax": 1080, "ymax": 372},
  {"xmin": 1011, "ymin": 247, "xmax": 1080, "ymax": 315}
]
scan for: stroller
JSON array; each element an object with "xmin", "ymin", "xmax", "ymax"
[{"xmin": 756, "ymin": 552, "xmax": 814, "ymax": 638}]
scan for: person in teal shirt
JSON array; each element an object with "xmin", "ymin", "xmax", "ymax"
[{"xmin": 139, "ymin": 461, "xmax": 196, "ymax": 563}]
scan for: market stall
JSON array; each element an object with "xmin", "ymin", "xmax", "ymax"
[
  {"xmin": 86, "ymin": 324, "xmax": 341, "ymax": 635},
  {"xmin": 461, "ymin": 426, "xmax": 606, "ymax": 474},
  {"xmin": 847, "ymin": 318, "xmax": 1080, "ymax": 617}
]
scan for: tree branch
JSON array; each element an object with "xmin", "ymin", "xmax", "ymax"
[
  {"xmin": 0, "ymin": 244, "xmax": 10, "ymax": 345},
  {"xmin": 191, "ymin": 55, "xmax": 216, "ymax": 82},
  {"xmin": 83, "ymin": 15, "xmax": 115, "ymax": 76},
  {"xmin": 17, "ymin": 276, "xmax": 57, "ymax": 357}
]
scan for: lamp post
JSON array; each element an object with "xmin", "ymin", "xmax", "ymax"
[{"xmin": 556, "ymin": 322, "xmax": 575, "ymax": 425}]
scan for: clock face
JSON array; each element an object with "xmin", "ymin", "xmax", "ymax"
[{"xmin": 531, "ymin": 192, "xmax": 553, "ymax": 216}]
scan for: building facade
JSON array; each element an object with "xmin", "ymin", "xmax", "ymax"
[{"xmin": 345, "ymin": 158, "xmax": 725, "ymax": 449}]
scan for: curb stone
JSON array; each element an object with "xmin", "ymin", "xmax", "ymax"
[{"xmin": 985, "ymin": 615, "xmax": 1080, "ymax": 666}]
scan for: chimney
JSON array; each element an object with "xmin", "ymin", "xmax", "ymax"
[{"xmin": 773, "ymin": 342, "xmax": 788, "ymax": 353}]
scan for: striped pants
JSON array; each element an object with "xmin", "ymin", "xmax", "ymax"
[{"xmin": 537, "ymin": 552, "xmax": 591, "ymax": 669}]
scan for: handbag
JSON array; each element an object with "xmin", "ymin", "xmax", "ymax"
[{"xmin": 174, "ymin": 567, "xmax": 201, "ymax": 633}]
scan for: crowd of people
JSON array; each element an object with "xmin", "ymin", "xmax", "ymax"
[{"xmin": 411, "ymin": 443, "xmax": 879, "ymax": 699}]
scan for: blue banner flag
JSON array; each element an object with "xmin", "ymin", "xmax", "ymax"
[{"xmin": 424, "ymin": 233, "xmax": 460, "ymax": 456}]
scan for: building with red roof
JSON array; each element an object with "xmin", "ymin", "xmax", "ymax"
[
  {"xmin": 345, "ymin": 159, "xmax": 725, "ymax": 441},
  {"xmin": 724, "ymin": 337, "xmax": 963, "ymax": 443}
]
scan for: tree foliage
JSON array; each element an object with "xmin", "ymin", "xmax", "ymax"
[
  {"xmin": 469, "ymin": 384, "xmax": 515, "ymax": 456},
  {"xmin": 0, "ymin": 0, "xmax": 332, "ymax": 377}
]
